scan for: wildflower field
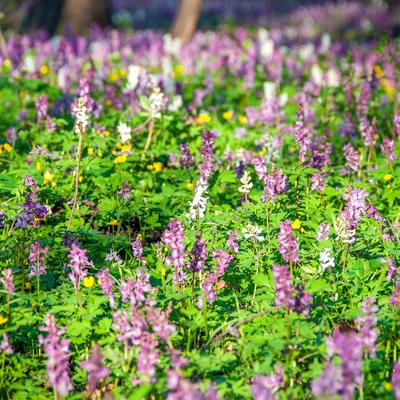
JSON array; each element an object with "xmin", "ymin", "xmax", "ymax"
[{"xmin": 1, "ymin": 4, "xmax": 400, "ymax": 399}]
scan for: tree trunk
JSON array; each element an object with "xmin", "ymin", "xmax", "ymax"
[
  {"xmin": 59, "ymin": 0, "xmax": 112, "ymax": 35},
  {"xmin": 171, "ymin": 0, "xmax": 203, "ymax": 41}
]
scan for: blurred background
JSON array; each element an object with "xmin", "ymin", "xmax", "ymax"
[{"xmin": 0, "ymin": 0, "xmax": 399, "ymax": 41}]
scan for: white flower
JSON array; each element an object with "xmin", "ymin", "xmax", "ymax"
[
  {"xmin": 242, "ymin": 224, "xmax": 264, "ymax": 242},
  {"xmin": 263, "ymin": 82, "xmax": 276, "ymax": 102},
  {"xmin": 185, "ymin": 180, "xmax": 208, "ymax": 220},
  {"xmin": 149, "ymin": 87, "xmax": 164, "ymax": 119},
  {"xmin": 117, "ymin": 122, "xmax": 132, "ymax": 143},
  {"xmin": 73, "ymin": 98, "xmax": 89, "ymax": 134},
  {"xmin": 319, "ymin": 248, "xmax": 335, "ymax": 272},
  {"xmin": 168, "ymin": 95, "xmax": 183, "ymax": 112},
  {"xmin": 124, "ymin": 65, "xmax": 141, "ymax": 92},
  {"xmin": 238, "ymin": 170, "xmax": 253, "ymax": 194}
]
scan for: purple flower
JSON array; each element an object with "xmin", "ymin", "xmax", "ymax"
[
  {"xmin": 119, "ymin": 269, "xmax": 151, "ymax": 308},
  {"xmin": 96, "ymin": 268, "xmax": 115, "ymax": 308},
  {"xmin": 200, "ymin": 273, "xmax": 218, "ymax": 307},
  {"xmin": 131, "ymin": 239, "xmax": 146, "ymax": 265},
  {"xmin": 213, "ymin": 249, "xmax": 233, "ymax": 276},
  {"xmin": 135, "ymin": 331, "xmax": 159, "ymax": 382},
  {"xmin": 66, "ymin": 244, "xmax": 92, "ymax": 286},
  {"xmin": 343, "ymin": 143, "xmax": 361, "ymax": 173},
  {"xmin": 6, "ymin": 127, "xmax": 16, "ymax": 144},
  {"xmin": 250, "ymin": 366, "xmax": 284, "ymax": 400},
  {"xmin": 294, "ymin": 104, "xmax": 312, "ymax": 163},
  {"xmin": 188, "ymin": 236, "xmax": 207, "ymax": 272},
  {"xmin": 162, "ymin": 219, "xmax": 186, "ymax": 282},
  {"xmin": 392, "ymin": 362, "xmax": 400, "ymax": 399},
  {"xmin": 394, "ymin": 113, "xmax": 400, "ymax": 138},
  {"xmin": 117, "ymin": 180, "xmax": 132, "ymax": 201},
  {"xmin": 310, "ymin": 173, "xmax": 326, "ymax": 192},
  {"xmin": 252, "ymin": 155, "xmax": 268, "ymax": 182},
  {"xmin": 357, "ymin": 298, "xmax": 379, "ymax": 358},
  {"xmin": 38, "ymin": 313, "xmax": 73, "ymax": 396},
  {"xmin": 226, "ymin": 229, "xmax": 240, "ymax": 254},
  {"xmin": 380, "ymin": 137, "xmax": 398, "ymax": 162},
  {"xmin": 0, "ymin": 333, "xmax": 13, "ymax": 354},
  {"xmin": 278, "ymin": 220, "xmax": 299, "ymax": 263},
  {"xmin": 0, "ymin": 269, "xmax": 14, "ymax": 294},
  {"xmin": 179, "ymin": 144, "xmax": 195, "ymax": 169},
  {"xmin": 80, "ymin": 344, "xmax": 109, "ymax": 395},
  {"xmin": 28, "ymin": 240, "xmax": 48, "ymax": 277},
  {"xmin": 262, "ymin": 166, "xmax": 288, "ymax": 202},
  {"xmin": 105, "ymin": 250, "xmax": 122, "ymax": 265},
  {"xmin": 35, "ymin": 94, "xmax": 48, "ymax": 122},
  {"xmin": 312, "ymin": 362, "xmax": 344, "ymax": 398}
]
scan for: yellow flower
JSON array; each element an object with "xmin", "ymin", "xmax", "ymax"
[
  {"xmin": 98, "ymin": 278, "xmax": 102, "ymax": 285},
  {"xmin": 0, "ymin": 315, "xmax": 8, "ymax": 325},
  {"xmin": 196, "ymin": 113, "xmax": 211, "ymax": 125},
  {"xmin": 105, "ymin": 100, "xmax": 112, "ymax": 107},
  {"xmin": 116, "ymin": 143, "xmax": 122, "ymax": 149},
  {"xmin": 161, "ymin": 267, "xmax": 166, "ymax": 278},
  {"xmin": 153, "ymin": 162, "xmax": 163, "ymax": 173},
  {"xmin": 44, "ymin": 171, "xmax": 54, "ymax": 183},
  {"xmin": 373, "ymin": 65, "xmax": 384, "ymax": 78},
  {"xmin": 103, "ymin": 130, "xmax": 110, "ymax": 137},
  {"xmin": 384, "ymin": 382, "xmax": 393, "ymax": 391},
  {"xmin": 384, "ymin": 174, "xmax": 392, "ymax": 181},
  {"xmin": 289, "ymin": 146, "xmax": 295, "ymax": 153},
  {"xmin": 32, "ymin": 302, "xmax": 38, "ymax": 307},
  {"xmin": 52, "ymin": 181, "xmax": 57, "ymax": 187},
  {"xmin": 120, "ymin": 144, "xmax": 132, "ymax": 153},
  {"xmin": 0, "ymin": 145, "xmax": 3, "ymax": 154},
  {"xmin": 25, "ymin": 282, "xmax": 32, "ymax": 289},
  {"xmin": 222, "ymin": 111, "xmax": 233, "ymax": 121},
  {"xmin": 78, "ymin": 176, "xmax": 83, "ymax": 183},
  {"xmin": 36, "ymin": 162, "xmax": 42, "ymax": 171},
  {"xmin": 187, "ymin": 180, "xmax": 194, "ymax": 189},
  {"xmin": 40, "ymin": 65, "xmax": 49, "ymax": 75},
  {"xmin": 119, "ymin": 68, "xmax": 127, "ymax": 77},
  {"xmin": 97, "ymin": 150, "xmax": 103, "ymax": 158},
  {"xmin": 258, "ymin": 150, "xmax": 264, "ymax": 156},
  {"xmin": 292, "ymin": 219, "xmax": 301, "ymax": 230},
  {"xmin": 110, "ymin": 70, "xmax": 119, "ymax": 82},
  {"xmin": 3, "ymin": 143, "xmax": 12, "ymax": 152},
  {"xmin": 114, "ymin": 154, "xmax": 127, "ymax": 164},
  {"xmin": 108, "ymin": 219, "xmax": 119, "ymax": 226},
  {"xmin": 358, "ymin": 147, "xmax": 364, "ymax": 154},
  {"xmin": 173, "ymin": 64, "xmax": 185, "ymax": 78},
  {"xmin": 83, "ymin": 276, "xmax": 95, "ymax": 288},
  {"xmin": 238, "ymin": 115, "xmax": 247, "ymax": 124},
  {"xmin": 87, "ymin": 148, "xmax": 94, "ymax": 156},
  {"xmin": 3, "ymin": 59, "xmax": 11, "ymax": 68}
]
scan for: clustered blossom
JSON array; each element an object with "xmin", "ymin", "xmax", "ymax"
[
  {"xmin": 272, "ymin": 264, "xmax": 312, "ymax": 316},
  {"xmin": 226, "ymin": 229, "xmax": 240, "ymax": 253},
  {"xmin": 188, "ymin": 236, "xmax": 207, "ymax": 272},
  {"xmin": 80, "ymin": 344, "xmax": 109, "ymax": 395},
  {"xmin": 242, "ymin": 223, "xmax": 264, "ymax": 242},
  {"xmin": 392, "ymin": 363, "xmax": 400, "ymax": 399},
  {"xmin": 380, "ymin": 137, "xmax": 398, "ymax": 162},
  {"xmin": 105, "ymin": 250, "xmax": 123, "ymax": 265},
  {"xmin": 213, "ymin": 249, "xmax": 233, "ymax": 276},
  {"xmin": 311, "ymin": 172, "xmax": 326, "ymax": 192},
  {"xmin": 28, "ymin": 240, "xmax": 49, "ymax": 277},
  {"xmin": 38, "ymin": 313, "xmax": 73, "ymax": 396},
  {"xmin": 186, "ymin": 129, "xmax": 216, "ymax": 220},
  {"xmin": 250, "ymin": 366, "xmax": 284, "ymax": 400},
  {"xmin": 117, "ymin": 122, "xmax": 132, "ymax": 143},
  {"xmin": 96, "ymin": 268, "xmax": 115, "ymax": 308},
  {"xmin": 343, "ymin": 143, "xmax": 361, "ymax": 173},
  {"xmin": 316, "ymin": 223, "xmax": 330, "ymax": 240},
  {"xmin": 319, "ymin": 248, "xmax": 335, "ymax": 272},
  {"xmin": 149, "ymin": 87, "xmax": 164, "ymax": 119},
  {"xmin": 117, "ymin": 180, "xmax": 132, "ymax": 200},
  {"xmin": 357, "ymin": 297, "xmax": 379, "ymax": 358},
  {"xmin": 162, "ymin": 219, "xmax": 186, "ymax": 283},
  {"xmin": 179, "ymin": 144, "xmax": 195, "ymax": 169},
  {"xmin": 35, "ymin": 94, "xmax": 48, "ymax": 123},
  {"xmin": 238, "ymin": 170, "xmax": 253, "ymax": 197},
  {"xmin": 278, "ymin": 220, "xmax": 299, "ymax": 263},
  {"xmin": 73, "ymin": 97, "xmax": 89, "ymax": 134},
  {"xmin": 313, "ymin": 329, "xmax": 363, "ymax": 400},
  {"xmin": 66, "ymin": 244, "xmax": 93, "ymax": 286},
  {"xmin": 0, "ymin": 268, "xmax": 15, "ymax": 294},
  {"xmin": 119, "ymin": 269, "xmax": 152, "ymax": 308},
  {"xmin": 132, "ymin": 238, "xmax": 146, "ymax": 265},
  {"xmin": 294, "ymin": 104, "xmax": 312, "ymax": 163},
  {"xmin": 394, "ymin": 113, "xmax": 400, "ymax": 138},
  {"xmin": 0, "ymin": 333, "xmax": 13, "ymax": 354}
]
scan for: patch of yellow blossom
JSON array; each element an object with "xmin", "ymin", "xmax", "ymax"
[
  {"xmin": 40, "ymin": 65, "xmax": 49, "ymax": 75},
  {"xmin": 43, "ymin": 171, "xmax": 54, "ymax": 184},
  {"xmin": 187, "ymin": 181, "xmax": 194, "ymax": 189},
  {"xmin": 114, "ymin": 153, "xmax": 127, "ymax": 164},
  {"xmin": 0, "ymin": 315, "xmax": 8, "ymax": 325},
  {"xmin": 147, "ymin": 162, "xmax": 163, "ymax": 172},
  {"xmin": 87, "ymin": 148, "xmax": 94, "ymax": 156},
  {"xmin": 0, "ymin": 144, "xmax": 12, "ymax": 154},
  {"xmin": 222, "ymin": 111, "xmax": 233, "ymax": 121},
  {"xmin": 36, "ymin": 162, "xmax": 42, "ymax": 171},
  {"xmin": 83, "ymin": 276, "xmax": 95, "ymax": 288},
  {"xmin": 238, "ymin": 115, "xmax": 247, "ymax": 124},
  {"xmin": 292, "ymin": 219, "xmax": 302, "ymax": 230},
  {"xmin": 173, "ymin": 64, "xmax": 185, "ymax": 78},
  {"xmin": 108, "ymin": 219, "xmax": 119, "ymax": 226},
  {"xmin": 384, "ymin": 174, "xmax": 392, "ymax": 181},
  {"xmin": 196, "ymin": 113, "xmax": 211, "ymax": 125}
]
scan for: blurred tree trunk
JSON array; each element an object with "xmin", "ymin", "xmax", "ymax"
[
  {"xmin": 22, "ymin": 0, "xmax": 112, "ymax": 36},
  {"xmin": 171, "ymin": 0, "xmax": 203, "ymax": 41}
]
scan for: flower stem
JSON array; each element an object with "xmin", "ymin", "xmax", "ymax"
[{"xmin": 143, "ymin": 117, "xmax": 155, "ymax": 156}]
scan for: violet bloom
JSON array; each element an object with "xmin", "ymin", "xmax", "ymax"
[
  {"xmin": 343, "ymin": 143, "xmax": 361, "ymax": 173},
  {"xmin": 119, "ymin": 269, "xmax": 152, "ymax": 308},
  {"xmin": 226, "ymin": 229, "xmax": 240, "ymax": 253},
  {"xmin": 357, "ymin": 298, "xmax": 379, "ymax": 358},
  {"xmin": 38, "ymin": 313, "xmax": 73, "ymax": 396},
  {"xmin": 392, "ymin": 363, "xmax": 400, "ymax": 399},
  {"xmin": 342, "ymin": 188, "xmax": 369, "ymax": 230},
  {"xmin": 311, "ymin": 173, "xmax": 326, "ymax": 192},
  {"xmin": 0, "ymin": 333, "xmax": 14, "ymax": 354},
  {"xmin": 35, "ymin": 94, "xmax": 48, "ymax": 123},
  {"xmin": 96, "ymin": 268, "xmax": 115, "ymax": 308},
  {"xmin": 262, "ymin": 166, "xmax": 288, "ymax": 202},
  {"xmin": 0, "ymin": 269, "xmax": 15, "ymax": 294},
  {"xmin": 188, "ymin": 236, "xmax": 207, "ymax": 272},
  {"xmin": 312, "ymin": 363, "xmax": 344, "ymax": 398},
  {"xmin": 200, "ymin": 273, "xmax": 218, "ymax": 307},
  {"xmin": 6, "ymin": 127, "xmax": 16, "ymax": 144},
  {"xmin": 394, "ymin": 113, "xmax": 400, "ymax": 138},
  {"xmin": 380, "ymin": 137, "xmax": 398, "ymax": 162},
  {"xmin": 250, "ymin": 366, "xmax": 284, "ymax": 400},
  {"xmin": 252, "ymin": 155, "xmax": 268, "ymax": 182},
  {"xmin": 278, "ymin": 220, "xmax": 299, "ymax": 263},
  {"xmin": 213, "ymin": 249, "xmax": 233, "ymax": 276},
  {"xmin": 28, "ymin": 240, "xmax": 49, "ymax": 277},
  {"xmin": 117, "ymin": 180, "xmax": 132, "ymax": 201},
  {"xmin": 80, "ymin": 344, "xmax": 109, "ymax": 395},
  {"xmin": 135, "ymin": 331, "xmax": 159, "ymax": 383},
  {"xmin": 66, "ymin": 244, "xmax": 92, "ymax": 286},
  {"xmin": 105, "ymin": 250, "xmax": 122, "ymax": 265},
  {"xmin": 162, "ymin": 219, "xmax": 187, "ymax": 283},
  {"xmin": 131, "ymin": 239, "xmax": 146, "ymax": 265},
  {"xmin": 179, "ymin": 144, "xmax": 195, "ymax": 169},
  {"xmin": 294, "ymin": 104, "xmax": 312, "ymax": 163}
]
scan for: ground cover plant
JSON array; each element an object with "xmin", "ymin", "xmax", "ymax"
[{"xmin": 1, "ymin": 9, "xmax": 400, "ymax": 399}]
